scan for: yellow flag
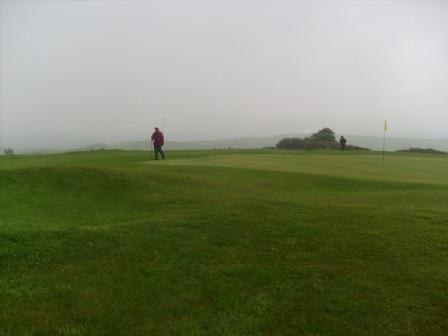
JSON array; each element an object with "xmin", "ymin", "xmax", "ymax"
[{"xmin": 384, "ymin": 120, "xmax": 387, "ymax": 132}]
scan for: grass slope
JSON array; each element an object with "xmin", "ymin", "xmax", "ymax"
[{"xmin": 1, "ymin": 150, "xmax": 447, "ymax": 335}]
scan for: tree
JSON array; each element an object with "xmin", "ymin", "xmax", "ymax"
[
  {"xmin": 3, "ymin": 148, "xmax": 14, "ymax": 155},
  {"xmin": 310, "ymin": 128, "xmax": 336, "ymax": 143}
]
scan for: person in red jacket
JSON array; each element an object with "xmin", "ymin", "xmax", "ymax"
[{"xmin": 151, "ymin": 127, "xmax": 165, "ymax": 160}]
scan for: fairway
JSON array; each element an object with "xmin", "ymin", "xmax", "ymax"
[{"xmin": 1, "ymin": 150, "xmax": 448, "ymax": 335}]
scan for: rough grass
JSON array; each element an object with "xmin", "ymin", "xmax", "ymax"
[{"xmin": 0, "ymin": 149, "xmax": 447, "ymax": 335}]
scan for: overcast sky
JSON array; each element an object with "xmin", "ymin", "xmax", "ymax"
[{"xmin": 1, "ymin": 0, "xmax": 447, "ymax": 149}]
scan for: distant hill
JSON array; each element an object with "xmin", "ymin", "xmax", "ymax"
[
  {"xmin": 78, "ymin": 143, "xmax": 111, "ymax": 151},
  {"xmin": 113, "ymin": 134, "xmax": 306, "ymax": 151},
  {"xmin": 110, "ymin": 134, "xmax": 448, "ymax": 152},
  {"xmin": 9, "ymin": 133, "xmax": 446, "ymax": 154}
]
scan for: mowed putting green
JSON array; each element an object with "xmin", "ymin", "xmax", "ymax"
[
  {"xmin": 1, "ymin": 150, "xmax": 448, "ymax": 335},
  {"xmin": 145, "ymin": 152, "xmax": 448, "ymax": 185}
]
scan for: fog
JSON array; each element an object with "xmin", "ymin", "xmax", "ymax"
[{"xmin": 1, "ymin": 0, "xmax": 447, "ymax": 150}]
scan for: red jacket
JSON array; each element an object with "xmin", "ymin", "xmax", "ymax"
[{"xmin": 152, "ymin": 131, "xmax": 164, "ymax": 146}]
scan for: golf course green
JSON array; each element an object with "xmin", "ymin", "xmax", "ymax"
[{"xmin": 1, "ymin": 149, "xmax": 447, "ymax": 335}]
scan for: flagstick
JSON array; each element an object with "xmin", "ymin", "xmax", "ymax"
[{"xmin": 382, "ymin": 120, "xmax": 387, "ymax": 161}]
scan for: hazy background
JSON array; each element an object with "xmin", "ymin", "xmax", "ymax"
[{"xmin": 1, "ymin": 0, "xmax": 447, "ymax": 151}]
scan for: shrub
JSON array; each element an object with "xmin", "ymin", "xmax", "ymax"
[
  {"xmin": 3, "ymin": 148, "xmax": 14, "ymax": 155},
  {"xmin": 397, "ymin": 148, "xmax": 446, "ymax": 155}
]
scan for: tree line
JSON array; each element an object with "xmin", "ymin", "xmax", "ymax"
[{"xmin": 276, "ymin": 128, "xmax": 369, "ymax": 151}]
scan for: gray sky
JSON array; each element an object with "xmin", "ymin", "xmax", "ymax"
[{"xmin": 1, "ymin": 0, "xmax": 447, "ymax": 149}]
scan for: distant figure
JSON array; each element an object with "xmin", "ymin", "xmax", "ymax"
[
  {"xmin": 151, "ymin": 127, "xmax": 165, "ymax": 160},
  {"xmin": 339, "ymin": 136, "xmax": 347, "ymax": 151}
]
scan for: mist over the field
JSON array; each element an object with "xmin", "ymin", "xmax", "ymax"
[{"xmin": 1, "ymin": 0, "xmax": 448, "ymax": 150}]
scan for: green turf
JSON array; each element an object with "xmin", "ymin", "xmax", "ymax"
[{"xmin": 1, "ymin": 149, "xmax": 447, "ymax": 335}]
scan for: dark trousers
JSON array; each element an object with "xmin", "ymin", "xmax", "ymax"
[{"xmin": 154, "ymin": 144, "xmax": 165, "ymax": 160}]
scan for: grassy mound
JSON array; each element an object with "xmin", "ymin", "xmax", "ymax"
[{"xmin": 0, "ymin": 167, "xmax": 170, "ymax": 231}]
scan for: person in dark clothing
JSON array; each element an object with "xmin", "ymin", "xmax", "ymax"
[
  {"xmin": 151, "ymin": 127, "xmax": 165, "ymax": 160},
  {"xmin": 339, "ymin": 136, "xmax": 347, "ymax": 151}
]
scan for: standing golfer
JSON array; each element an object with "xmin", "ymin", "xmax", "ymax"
[
  {"xmin": 339, "ymin": 136, "xmax": 347, "ymax": 151},
  {"xmin": 151, "ymin": 127, "xmax": 165, "ymax": 160}
]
